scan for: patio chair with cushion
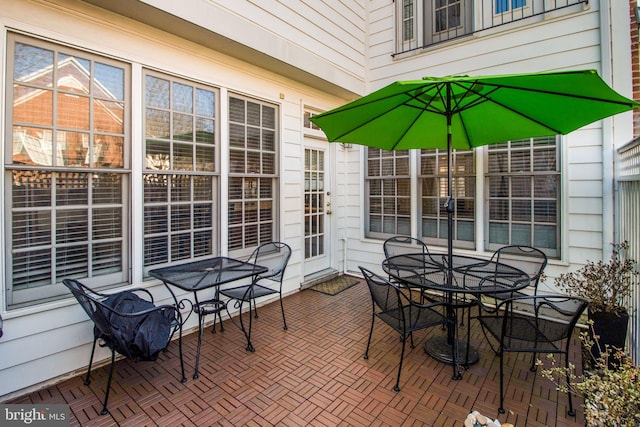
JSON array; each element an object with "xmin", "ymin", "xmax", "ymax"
[
  {"xmin": 220, "ymin": 242, "xmax": 291, "ymax": 351},
  {"xmin": 62, "ymin": 279, "xmax": 185, "ymax": 415},
  {"xmin": 359, "ymin": 266, "xmax": 454, "ymax": 391},
  {"xmin": 477, "ymin": 294, "xmax": 589, "ymax": 415}
]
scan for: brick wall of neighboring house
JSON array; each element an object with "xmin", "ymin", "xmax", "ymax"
[{"xmin": 632, "ymin": 0, "xmax": 640, "ymax": 137}]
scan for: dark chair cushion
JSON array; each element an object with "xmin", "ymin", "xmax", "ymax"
[{"xmin": 100, "ymin": 291, "xmax": 173, "ymax": 362}]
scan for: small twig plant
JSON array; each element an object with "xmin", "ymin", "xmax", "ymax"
[
  {"xmin": 554, "ymin": 241, "xmax": 638, "ymax": 315},
  {"xmin": 539, "ymin": 322, "xmax": 640, "ymax": 427}
]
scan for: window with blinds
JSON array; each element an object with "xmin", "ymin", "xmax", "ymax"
[
  {"xmin": 5, "ymin": 34, "xmax": 129, "ymax": 307},
  {"xmin": 487, "ymin": 137, "xmax": 560, "ymax": 257},
  {"xmin": 228, "ymin": 95, "xmax": 278, "ymax": 254},
  {"xmin": 143, "ymin": 72, "xmax": 219, "ymax": 270},
  {"xmin": 365, "ymin": 148, "xmax": 411, "ymax": 238},
  {"xmin": 419, "ymin": 148, "xmax": 475, "ymax": 249}
]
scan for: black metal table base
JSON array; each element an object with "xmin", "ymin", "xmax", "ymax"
[{"xmin": 424, "ymin": 336, "xmax": 479, "ymax": 366}]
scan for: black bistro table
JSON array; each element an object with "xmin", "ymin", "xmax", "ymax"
[
  {"xmin": 149, "ymin": 257, "xmax": 268, "ymax": 379},
  {"xmin": 382, "ymin": 253, "xmax": 530, "ymax": 376}
]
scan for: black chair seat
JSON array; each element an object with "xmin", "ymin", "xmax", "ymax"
[
  {"xmin": 377, "ymin": 304, "xmax": 447, "ymax": 335},
  {"xmin": 477, "ymin": 294, "xmax": 588, "ymax": 416},
  {"xmin": 478, "ymin": 315, "xmax": 565, "ymax": 353},
  {"xmin": 220, "ymin": 284, "xmax": 279, "ymax": 301}
]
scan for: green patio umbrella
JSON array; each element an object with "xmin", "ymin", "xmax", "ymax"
[{"xmin": 310, "ymin": 69, "xmax": 639, "ymax": 281}]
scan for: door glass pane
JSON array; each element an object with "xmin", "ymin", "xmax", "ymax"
[{"xmin": 304, "ymin": 148, "xmax": 325, "ymax": 259}]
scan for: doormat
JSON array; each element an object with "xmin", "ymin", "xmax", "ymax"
[{"xmin": 309, "ymin": 276, "xmax": 360, "ymax": 296}]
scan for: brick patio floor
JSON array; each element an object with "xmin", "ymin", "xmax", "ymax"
[{"xmin": 9, "ymin": 278, "xmax": 586, "ymax": 426}]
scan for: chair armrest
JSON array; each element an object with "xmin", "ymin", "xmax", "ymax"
[
  {"xmin": 86, "ymin": 286, "xmax": 155, "ymax": 303},
  {"xmin": 98, "ymin": 300, "xmax": 178, "ymax": 318}
]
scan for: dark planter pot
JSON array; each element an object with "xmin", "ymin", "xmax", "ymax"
[{"xmin": 587, "ymin": 309, "xmax": 629, "ymax": 369}]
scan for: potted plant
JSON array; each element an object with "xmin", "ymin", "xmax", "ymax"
[
  {"xmin": 540, "ymin": 326, "xmax": 640, "ymax": 426},
  {"xmin": 554, "ymin": 241, "xmax": 638, "ymax": 365}
]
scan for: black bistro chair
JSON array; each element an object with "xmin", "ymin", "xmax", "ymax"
[
  {"xmin": 383, "ymin": 236, "xmax": 441, "ymax": 302},
  {"xmin": 359, "ymin": 267, "xmax": 453, "ymax": 391},
  {"xmin": 487, "ymin": 245, "xmax": 548, "ymax": 301},
  {"xmin": 220, "ymin": 242, "xmax": 292, "ymax": 350},
  {"xmin": 383, "ymin": 236, "xmax": 432, "ymax": 259},
  {"xmin": 62, "ymin": 279, "xmax": 185, "ymax": 415},
  {"xmin": 477, "ymin": 294, "xmax": 589, "ymax": 415},
  {"xmin": 476, "ymin": 245, "xmax": 548, "ymax": 353}
]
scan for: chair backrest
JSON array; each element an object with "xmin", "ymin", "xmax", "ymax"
[
  {"xmin": 359, "ymin": 266, "xmax": 402, "ymax": 318},
  {"xmin": 492, "ymin": 245, "xmax": 548, "ymax": 292},
  {"xmin": 383, "ymin": 236, "xmax": 430, "ymax": 258},
  {"xmin": 62, "ymin": 278, "xmax": 113, "ymax": 339},
  {"xmin": 504, "ymin": 295, "xmax": 589, "ymax": 343},
  {"xmin": 249, "ymin": 242, "xmax": 292, "ymax": 283}
]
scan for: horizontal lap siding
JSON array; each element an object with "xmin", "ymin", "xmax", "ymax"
[
  {"xmin": 142, "ymin": 0, "xmax": 368, "ymax": 95},
  {"xmin": 0, "ymin": 0, "xmax": 355, "ymax": 398}
]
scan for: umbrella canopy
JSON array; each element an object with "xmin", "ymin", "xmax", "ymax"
[
  {"xmin": 310, "ymin": 69, "xmax": 639, "ymax": 282},
  {"xmin": 310, "ymin": 69, "xmax": 639, "ymax": 151}
]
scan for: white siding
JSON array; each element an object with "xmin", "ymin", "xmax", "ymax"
[
  {"xmin": 123, "ymin": 0, "xmax": 368, "ymax": 96},
  {"xmin": 0, "ymin": 0, "xmax": 350, "ymax": 399},
  {"xmin": 340, "ymin": 0, "xmax": 636, "ymax": 287}
]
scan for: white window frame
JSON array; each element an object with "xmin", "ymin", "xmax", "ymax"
[
  {"xmin": 4, "ymin": 33, "xmax": 131, "ymax": 308},
  {"xmin": 141, "ymin": 70, "xmax": 220, "ymax": 275}
]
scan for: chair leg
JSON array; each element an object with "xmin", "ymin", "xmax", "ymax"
[
  {"xmin": 177, "ymin": 324, "xmax": 186, "ymax": 383},
  {"xmin": 530, "ymin": 353, "xmax": 537, "ymax": 372},
  {"xmin": 465, "ymin": 306, "xmax": 472, "ymax": 368},
  {"xmin": 364, "ymin": 315, "xmax": 375, "ymax": 360},
  {"xmin": 498, "ymin": 351, "xmax": 505, "ymax": 414},
  {"xmin": 452, "ymin": 315, "xmax": 462, "ymax": 380},
  {"xmin": 236, "ymin": 298, "xmax": 255, "ymax": 352},
  {"xmin": 252, "ymin": 298, "xmax": 259, "ymax": 318},
  {"xmin": 565, "ymin": 353, "xmax": 575, "ymax": 416},
  {"xmin": 100, "ymin": 349, "xmax": 117, "ymax": 415},
  {"xmin": 451, "ymin": 337, "xmax": 459, "ymax": 380},
  {"xmin": 279, "ymin": 294, "xmax": 288, "ymax": 330},
  {"xmin": 394, "ymin": 333, "xmax": 407, "ymax": 392},
  {"xmin": 209, "ymin": 310, "xmax": 217, "ymax": 333},
  {"xmin": 84, "ymin": 336, "xmax": 98, "ymax": 385},
  {"xmin": 194, "ymin": 312, "xmax": 206, "ymax": 379}
]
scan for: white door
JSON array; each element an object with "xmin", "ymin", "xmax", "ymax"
[{"xmin": 303, "ymin": 140, "xmax": 331, "ymax": 276}]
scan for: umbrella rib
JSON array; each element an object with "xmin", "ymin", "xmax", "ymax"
[
  {"xmin": 322, "ymin": 97, "xmax": 409, "ymax": 141},
  {"xmin": 388, "ymin": 109, "xmax": 428, "ymax": 150},
  {"xmin": 479, "ymin": 82, "xmax": 638, "ymax": 107},
  {"xmin": 450, "ymin": 82, "xmax": 565, "ymax": 134},
  {"xmin": 319, "ymin": 85, "xmax": 446, "ymax": 141}
]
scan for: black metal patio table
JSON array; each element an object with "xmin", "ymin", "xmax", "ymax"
[
  {"xmin": 382, "ymin": 253, "xmax": 530, "ymax": 377},
  {"xmin": 149, "ymin": 257, "xmax": 268, "ymax": 379}
]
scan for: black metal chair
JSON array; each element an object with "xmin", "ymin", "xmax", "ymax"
[
  {"xmin": 488, "ymin": 245, "xmax": 548, "ymax": 301},
  {"xmin": 476, "ymin": 245, "xmax": 548, "ymax": 353},
  {"xmin": 383, "ymin": 236, "xmax": 432, "ymax": 259},
  {"xmin": 359, "ymin": 267, "xmax": 454, "ymax": 391},
  {"xmin": 383, "ymin": 236, "xmax": 441, "ymax": 303},
  {"xmin": 62, "ymin": 279, "xmax": 185, "ymax": 415},
  {"xmin": 477, "ymin": 294, "xmax": 589, "ymax": 415},
  {"xmin": 220, "ymin": 242, "xmax": 292, "ymax": 351}
]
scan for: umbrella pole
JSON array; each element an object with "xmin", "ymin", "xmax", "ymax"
[
  {"xmin": 446, "ymin": 116, "xmax": 453, "ymax": 288},
  {"xmin": 446, "ymin": 101, "xmax": 463, "ymax": 379}
]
